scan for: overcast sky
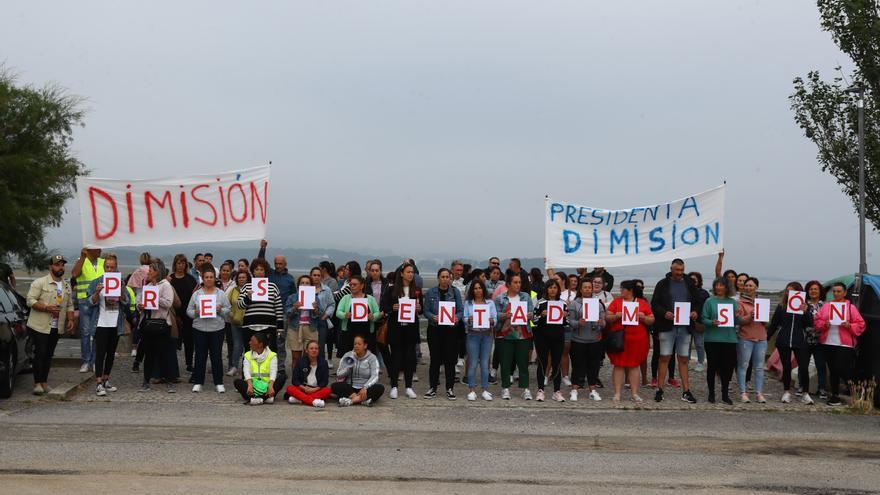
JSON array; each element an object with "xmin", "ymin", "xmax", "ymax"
[{"xmin": 3, "ymin": 0, "xmax": 876, "ymax": 280}]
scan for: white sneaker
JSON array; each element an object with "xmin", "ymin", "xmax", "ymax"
[
  {"xmin": 265, "ymin": 396, "xmax": 274, "ymax": 404},
  {"xmin": 405, "ymin": 388, "xmax": 417, "ymax": 399},
  {"xmin": 288, "ymin": 397, "xmax": 302, "ymax": 404},
  {"xmin": 570, "ymin": 389, "xmax": 579, "ymax": 402},
  {"xmin": 130, "ymin": 349, "xmax": 137, "ymax": 357},
  {"xmin": 536, "ymin": 389, "xmax": 545, "ymax": 402},
  {"xmin": 225, "ymin": 367, "xmax": 237, "ymax": 377},
  {"xmin": 313, "ymin": 399, "xmax": 325, "ymax": 408},
  {"xmin": 501, "ymin": 388, "xmax": 511, "ymax": 400},
  {"xmin": 590, "ymin": 390, "xmax": 602, "ymax": 401},
  {"xmin": 562, "ymin": 376, "xmax": 572, "ymax": 387},
  {"xmin": 695, "ymin": 362, "xmax": 704, "ymax": 372},
  {"xmin": 79, "ymin": 363, "xmax": 90, "ymax": 373},
  {"xmin": 781, "ymin": 391, "xmax": 792, "ymax": 403},
  {"xmin": 191, "ymin": 384, "xmax": 202, "ymax": 393},
  {"xmin": 481, "ymin": 390, "xmax": 493, "ymax": 401},
  {"xmin": 552, "ymin": 391, "xmax": 566, "ymax": 402},
  {"xmin": 802, "ymin": 392, "xmax": 814, "ymax": 405},
  {"xmin": 522, "ymin": 389, "xmax": 533, "ymax": 401},
  {"xmin": 338, "ymin": 397, "xmax": 353, "ymax": 407},
  {"xmin": 389, "ymin": 387, "xmax": 399, "ymax": 399},
  {"xmin": 103, "ymin": 381, "xmax": 117, "ymax": 392},
  {"xmin": 250, "ymin": 398, "xmax": 263, "ymax": 405},
  {"xmin": 216, "ymin": 385, "xmax": 226, "ymax": 394},
  {"xmin": 467, "ymin": 391, "xmax": 477, "ymax": 401},
  {"xmin": 96, "ymin": 384, "xmax": 106, "ymax": 396}
]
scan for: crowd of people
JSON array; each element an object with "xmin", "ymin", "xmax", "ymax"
[{"xmin": 23, "ymin": 245, "xmax": 866, "ymax": 408}]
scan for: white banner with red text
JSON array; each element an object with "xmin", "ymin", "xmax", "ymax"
[{"xmin": 77, "ymin": 166, "xmax": 270, "ymax": 248}]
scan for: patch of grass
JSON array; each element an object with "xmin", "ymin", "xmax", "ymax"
[{"xmin": 847, "ymin": 379, "xmax": 876, "ymax": 415}]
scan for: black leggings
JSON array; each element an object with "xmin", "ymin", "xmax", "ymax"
[
  {"xmin": 822, "ymin": 345, "xmax": 855, "ymax": 397},
  {"xmin": 534, "ymin": 327, "xmax": 564, "ymax": 392},
  {"xmin": 29, "ymin": 327, "xmax": 59, "ymax": 383},
  {"xmin": 570, "ymin": 341, "xmax": 604, "ymax": 388},
  {"xmin": 705, "ymin": 341, "xmax": 736, "ymax": 396},
  {"xmin": 651, "ymin": 332, "xmax": 675, "ymax": 379},
  {"xmin": 427, "ymin": 325, "xmax": 458, "ymax": 391},
  {"xmin": 391, "ymin": 324, "xmax": 419, "ymax": 389},
  {"xmin": 178, "ymin": 315, "xmax": 194, "ymax": 368},
  {"xmin": 331, "ymin": 382, "xmax": 385, "ymax": 403},
  {"xmin": 94, "ymin": 326, "xmax": 120, "ymax": 377},
  {"xmin": 777, "ymin": 346, "xmax": 810, "ymax": 391}
]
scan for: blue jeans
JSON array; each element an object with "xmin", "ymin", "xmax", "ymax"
[
  {"xmin": 466, "ymin": 332, "xmax": 493, "ymax": 390},
  {"xmin": 229, "ymin": 324, "xmax": 244, "ymax": 371},
  {"xmin": 736, "ymin": 339, "xmax": 767, "ymax": 393},
  {"xmin": 78, "ymin": 303, "xmax": 97, "ymax": 365},
  {"xmin": 193, "ymin": 330, "xmax": 224, "ymax": 386}
]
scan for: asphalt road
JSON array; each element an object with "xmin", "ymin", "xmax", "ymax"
[
  {"xmin": 1, "ymin": 395, "xmax": 879, "ymax": 494},
  {"xmin": 1, "ymin": 344, "xmax": 879, "ymax": 494}
]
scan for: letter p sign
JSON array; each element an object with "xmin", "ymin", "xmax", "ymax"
[{"xmin": 104, "ymin": 273, "xmax": 122, "ymax": 298}]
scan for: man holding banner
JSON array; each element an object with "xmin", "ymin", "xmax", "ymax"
[{"xmin": 650, "ymin": 259, "xmax": 702, "ymax": 404}]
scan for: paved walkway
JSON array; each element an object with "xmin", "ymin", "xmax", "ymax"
[{"xmin": 53, "ymin": 338, "xmax": 834, "ymax": 413}]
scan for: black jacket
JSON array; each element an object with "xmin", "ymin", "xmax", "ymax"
[
  {"xmin": 768, "ymin": 305, "xmax": 813, "ymax": 349},
  {"xmin": 291, "ymin": 355, "xmax": 330, "ymax": 388},
  {"xmin": 650, "ymin": 273, "xmax": 703, "ymax": 333}
]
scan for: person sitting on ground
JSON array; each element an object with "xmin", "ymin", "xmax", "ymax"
[
  {"xmin": 286, "ymin": 340, "xmax": 332, "ymax": 408},
  {"xmin": 331, "ymin": 334, "xmax": 385, "ymax": 407},
  {"xmin": 234, "ymin": 333, "xmax": 280, "ymax": 405}
]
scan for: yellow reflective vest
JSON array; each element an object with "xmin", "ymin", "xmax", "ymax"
[{"xmin": 75, "ymin": 257, "xmax": 105, "ymax": 302}]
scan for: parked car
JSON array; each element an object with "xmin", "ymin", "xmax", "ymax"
[{"xmin": 0, "ymin": 280, "xmax": 31, "ymax": 398}]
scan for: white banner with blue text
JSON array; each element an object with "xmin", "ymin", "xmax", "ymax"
[{"xmin": 545, "ymin": 185, "xmax": 725, "ymax": 269}]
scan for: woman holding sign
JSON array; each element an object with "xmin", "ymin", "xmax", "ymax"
[
  {"xmin": 137, "ymin": 260, "xmax": 176, "ymax": 393},
  {"xmin": 814, "ymin": 282, "xmax": 866, "ymax": 407},
  {"xmin": 381, "ymin": 264, "xmax": 421, "ymax": 399},
  {"xmin": 700, "ymin": 278, "xmax": 739, "ymax": 405},
  {"xmin": 568, "ymin": 278, "xmax": 606, "ymax": 402},
  {"xmin": 463, "ymin": 280, "xmax": 497, "ymax": 401},
  {"xmin": 494, "ymin": 274, "xmax": 535, "ymax": 401},
  {"xmin": 236, "ymin": 259, "xmax": 284, "ymax": 358},
  {"xmin": 604, "ymin": 281, "xmax": 653, "ymax": 405},
  {"xmin": 735, "ymin": 278, "xmax": 768, "ymax": 404},
  {"xmin": 186, "ymin": 265, "xmax": 232, "ymax": 394},
  {"xmin": 86, "ymin": 254, "xmax": 134, "ymax": 396},
  {"xmin": 532, "ymin": 279, "xmax": 568, "ymax": 402},
  {"xmin": 768, "ymin": 282, "xmax": 814, "ymax": 405},
  {"xmin": 336, "ymin": 275, "xmax": 382, "ymax": 356},
  {"xmin": 423, "ymin": 268, "xmax": 463, "ymax": 400}
]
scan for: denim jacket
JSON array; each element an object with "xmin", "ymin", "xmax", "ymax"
[
  {"xmin": 494, "ymin": 291, "xmax": 535, "ymax": 340},
  {"xmin": 423, "ymin": 286, "xmax": 463, "ymax": 327},
  {"xmin": 86, "ymin": 278, "xmax": 135, "ymax": 336},
  {"xmin": 285, "ymin": 284, "xmax": 335, "ymax": 330}
]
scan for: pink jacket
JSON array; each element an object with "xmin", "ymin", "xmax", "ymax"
[{"xmin": 814, "ymin": 300, "xmax": 866, "ymax": 347}]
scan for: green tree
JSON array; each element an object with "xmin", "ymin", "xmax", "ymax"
[
  {"xmin": 0, "ymin": 70, "xmax": 89, "ymax": 270},
  {"xmin": 790, "ymin": 0, "xmax": 879, "ymax": 230}
]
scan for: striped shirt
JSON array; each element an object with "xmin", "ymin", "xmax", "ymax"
[{"xmin": 237, "ymin": 281, "xmax": 284, "ymax": 329}]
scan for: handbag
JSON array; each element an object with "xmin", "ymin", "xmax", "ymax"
[
  {"xmin": 139, "ymin": 311, "xmax": 170, "ymax": 338},
  {"xmin": 375, "ymin": 320, "xmax": 389, "ymax": 345},
  {"xmin": 605, "ymin": 328, "xmax": 625, "ymax": 354}
]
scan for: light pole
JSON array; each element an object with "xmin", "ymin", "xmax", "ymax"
[{"xmin": 846, "ymin": 85, "xmax": 867, "ymax": 306}]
